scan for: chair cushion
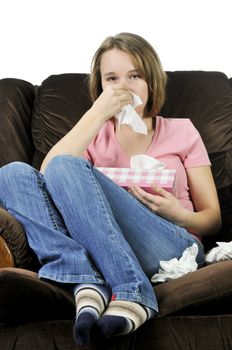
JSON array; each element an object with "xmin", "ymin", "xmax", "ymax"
[
  {"xmin": 1, "ymin": 262, "xmax": 232, "ymax": 325},
  {"xmin": 155, "ymin": 260, "xmax": 232, "ymax": 316},
  {"xmin": 0, "ymin": 268, "xmax": 75, "ymax": 325}
]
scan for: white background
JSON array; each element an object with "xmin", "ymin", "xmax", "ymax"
[{"xmin": 0, "ymin": 0, "xmax": 231, "ymax": 84}]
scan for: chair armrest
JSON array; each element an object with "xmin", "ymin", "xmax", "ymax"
[
  {"xmin": 0, "ymin": 207, "xmax": 40, "ymax": 271},
  {"xmin": 0, "ymin": 236, "xmax": 15, "ymax": 267}
]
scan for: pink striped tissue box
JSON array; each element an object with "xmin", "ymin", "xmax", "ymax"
[{"xmin": 97, "ymin": 167, "xmax": 176, "ymax": 194}]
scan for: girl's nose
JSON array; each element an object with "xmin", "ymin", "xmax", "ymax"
[
  {"xmin": 115, "ymin": 79, "xmax": 131, "ymax": 90},
  {"xmin": 120, "ymin": 78, "xmax": 130, "ymax": 88}
]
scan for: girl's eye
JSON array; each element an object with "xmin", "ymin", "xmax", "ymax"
[
  {"xmin": 107, "ymin": 76, "xmax": 117, "ymax": 81},
  {"xmin": 130, "ymin": 74, "xmax": 140, "ymax": 80}
]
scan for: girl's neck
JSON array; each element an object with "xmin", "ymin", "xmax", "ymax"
[{"xmin": 114, "ymin": 117, "xmax": 156, "ymax": 157}]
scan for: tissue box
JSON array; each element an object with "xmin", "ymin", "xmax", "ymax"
[{"xmin": 97, "ymin": 167, "xmax": 176, "ymax": 194}]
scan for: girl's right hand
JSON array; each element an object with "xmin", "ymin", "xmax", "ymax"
[{"xmin": 91, "ymin": 85, "xmax": 133, "ymax": 121}]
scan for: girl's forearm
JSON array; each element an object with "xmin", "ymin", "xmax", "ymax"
[{"xmin": 178, "ymin": 208, "xmax": 222, "ymax": 236}]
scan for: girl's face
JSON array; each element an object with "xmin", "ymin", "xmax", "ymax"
[{"xmin": 100, "ymin": 48, "xmax": 149, "ymax": 117}]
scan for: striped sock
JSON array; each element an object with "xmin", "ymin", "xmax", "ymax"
[
  {"xmin": 73, "ymin": 284, "xmax": 110, "ymax": 345},
  {"xmin": 96, "ymin": 300, "xmax": 155, "ymax": 338}
]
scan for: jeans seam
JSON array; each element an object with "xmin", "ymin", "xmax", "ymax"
[{"xmin": 36, "ymin": 170, "xmax": 60, "ymax": 231}]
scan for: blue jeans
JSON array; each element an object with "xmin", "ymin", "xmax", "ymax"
[{"xmin": 0, "ymin": 156, "xmax": 205, "ymax": 312}]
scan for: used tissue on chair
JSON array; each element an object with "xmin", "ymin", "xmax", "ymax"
[
  {"xmin": 151, "ymin": 243, "xmax": 199, "ymax": 283},
  {"xmin": 205, "ymin": 241, "xmax": 232, "ymax": 264}
]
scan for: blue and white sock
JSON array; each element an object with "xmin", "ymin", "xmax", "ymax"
[
  {"xmin": 96, "ymin": 299, "xmax": 156, "ymax": 338},
  {"xmin": 73, "ymin": 284, "xmax": 110, "ymax": 345}
]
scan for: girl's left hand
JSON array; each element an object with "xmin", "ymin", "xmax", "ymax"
[{"xmin": 129, "ymin": 183, "xmax": 188, "ymax": 226}]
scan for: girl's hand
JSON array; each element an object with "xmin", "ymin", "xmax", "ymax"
[
  {"xmin": 91, "ymin": 85, "xmax": 132, "ymax": 121},
  {"xmin": 129, "ymin": 183, "xmax": 188, "ymax": 226}
]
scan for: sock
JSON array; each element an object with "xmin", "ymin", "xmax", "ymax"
[
  {"xmin": 95, "ymin": 299, "xmax": 155, "ymax": 339},
  {"xmin": 73, "ymin": 284, "xmax": 110, "ymax": 345}
]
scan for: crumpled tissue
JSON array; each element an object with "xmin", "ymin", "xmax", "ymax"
[
  {"xmin": 130, "ymin": 154, "xmax": 165, "ymax": 170},
  {"xmin": 205, "ymin": 241, "xmax": 232, "ymax": 264},
  {"xmin": 151, "ymin": 243, "xmax": 199, "ymax": 283},
  {"xmin": 115, "ymin": 92, "xmax": 147, "ymax": 135}
]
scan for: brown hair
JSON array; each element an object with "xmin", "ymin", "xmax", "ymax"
[{"xmin": 89, "ymin": 32, "xmax": 167, "ymax": 117}]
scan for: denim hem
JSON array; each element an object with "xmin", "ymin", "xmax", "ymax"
[
  {"xmin": 38, "ymin": 271, "xmax": 106, "ymax": 286},
  {"xmin": 112, "ymin": 291, "xmax": 159, "ymax": 312}
]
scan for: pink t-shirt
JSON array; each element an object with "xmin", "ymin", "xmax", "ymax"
[{"xmin": 84, "ymin": 116, "xmax": 211, "ymax": 213}]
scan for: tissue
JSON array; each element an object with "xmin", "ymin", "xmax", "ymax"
[
  {"xmin": 151, "ymin": 243, "xmax": 199, "ymax": 283},
  {"xmin": 130, "ymin": 154, "xmax": 165, "ymax": 170},
  {"xmin": 205, "ymin": 241, "xmax": 232, "ymax": 264},
  {"xmin": 115, "ymin": 93, "xmax": 147, "ymax": 135}
]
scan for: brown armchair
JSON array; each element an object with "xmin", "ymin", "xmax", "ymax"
[{"xmin": 1, "ymin": 71, "xmax": 232, "ymax": 349}]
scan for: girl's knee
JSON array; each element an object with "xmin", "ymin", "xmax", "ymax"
[
  {"xmin": 0, "ymin": 161, "xmax": 33, "ymax": 181},
  {"xmin": 0, "ymin": 162, "xmax": 35, "ymax": 204},
  {"xmin": 44, "ymin": 155, "xmax": 90, "ymax": 180}
]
